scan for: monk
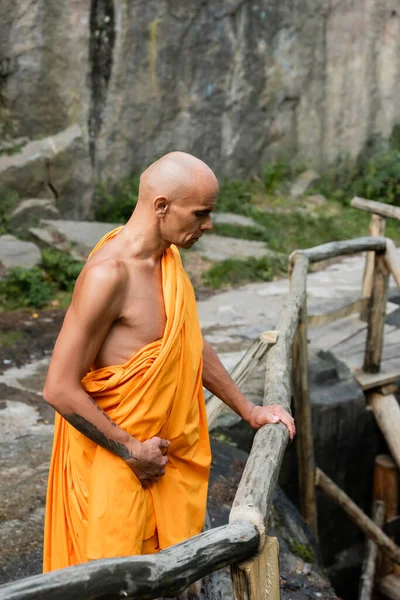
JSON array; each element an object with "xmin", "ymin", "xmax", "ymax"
[{"xmin": 42, "ymin": 151, "xmax": 295, "ymax": 571}]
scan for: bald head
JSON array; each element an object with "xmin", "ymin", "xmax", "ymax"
[{"xmin": 138, "ymin": 152, "xmax": 218, "ymax": 206}]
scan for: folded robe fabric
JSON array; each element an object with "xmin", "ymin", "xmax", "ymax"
[{"xmin": 43, "ymin": 228, "xmax": 211, "ymax": 571}]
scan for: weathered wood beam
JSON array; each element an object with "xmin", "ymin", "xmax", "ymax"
[
  {"xmin": 373, "ymin": 454, "xmax": 400, "ymax": 580},
  {"xmin": 370, "ymin": 394, "xmax": 400, "ymax": 472},
  {"xmin": 0, "ymin": 522, "xmax": 259, "ymax": 600},
  {"xmin": 360, "ymin": 214, "xmax": 386, "ymax": 320},
  {"xmin": 206, "ymin": 331, "xmax": 278, "ymax": 430},
  {"xmin": 290, "ymin": 237, "xmax": 386, "ymax": 264},
  {"xmin": 358, "ymin": 500, "xmax": 386, "ymax": 600},
  {"xmin": 363, "ymin": 251, "xmax": 389, "ymax": 373},
  {"xmin": 384, "ymin": 237, "xmax": 400, "ymax": 293},
  {"xmin": 377, "ymin": 574, "xmax": 400, "ymax": 600},
  {"xmin": 231, "ymin": 537, "xmax": 280, "ymax": 600},
  {"xmin": 351, "ymin": 197, "xmax": 400, "ymax": 221},
  {"xmin": 292, "ymin": 295, "xmax": 318, "ymax": 540},
  {"xmin": 230, "ymin": 254, "xmax": 308, "ymax": 536},
  {"xmin": 315, "ymin": 468, "xmax": 400, "ymax": 566},
  {"xmin": 307, "ymin": 297, "xmax": 368, "ymax": 328}
]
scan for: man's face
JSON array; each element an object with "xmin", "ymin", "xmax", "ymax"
[{"xmin": 160, "ymin": 188, "xmax": 217, "ymax": 249}]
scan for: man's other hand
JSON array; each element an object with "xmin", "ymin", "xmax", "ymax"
[
  {"xmin": 247, "ymin": 404, "xmax": 296, "ymax": 441},
  {"xmin": 125, "ymin": 436, "xmax": 170, "ymax": 488}
]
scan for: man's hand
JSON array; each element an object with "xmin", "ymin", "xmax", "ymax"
[
  {"xmin": 125, "ymin": 436, "xmax": 170, "ymax": 488},
  {"xmin": 247, "ymin": 404, "xmax": 296, "ymax": 441}
]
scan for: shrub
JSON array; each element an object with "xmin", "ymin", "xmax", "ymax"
[
  {"xmin": 95, "ymin": 175, "xmax": 140, "ymax": 223},
  {"xmin": 203, "ymin": 254, "xmax": 287, "ymax": 289},
  {"xmin": 41, "ymin": 249, "xmax": 84, "ymax": 291},
  {"xmin": 0, "ymin": 267, "xmax": 53, "ymax": 308}
]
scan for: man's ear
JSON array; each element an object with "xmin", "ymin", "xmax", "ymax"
[{"xmin": 154, "ymin": 195, "xmax": 169, "ymax": 217}]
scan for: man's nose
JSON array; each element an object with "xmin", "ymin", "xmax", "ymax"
[{"xmin": 200, "ymin": 216, "xmax": 213, "ymax": 231}]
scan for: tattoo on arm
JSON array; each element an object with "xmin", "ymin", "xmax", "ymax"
[{"xmin": 60, "ymin": 411, "xmax": 138, "ymax": 462}]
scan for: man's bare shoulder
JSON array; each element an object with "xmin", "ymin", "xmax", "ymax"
[{"xmin": 71, "ymin": 258, "xmax": 129, "ymax": 316}]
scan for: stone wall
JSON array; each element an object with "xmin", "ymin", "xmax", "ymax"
[{"xmin": 1, "ymin": 0, "xmax": 400, "ymax": 215}]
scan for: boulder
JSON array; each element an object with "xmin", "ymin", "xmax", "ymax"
[
  {"xmin": 197, "ymin": 234, "xmax": 274, "ymax": 262},
  {"xmin": 9, "ymin": 199, "xmax": 60, "ymax": 229},
  {"xmin": 290, "ymin": 170, "xmax": 320, "ymax": 198},
  {"xmin": 0, "ymin": 126, "xmax": 93, "ymax": 219},
  {"xmin": 212, "ymin": 213, "xmax": 266, "ymax": 232},
  {"xmin": 30, "ymin": 219, "xmax": 119, "ymax": 259},
  {"xmin": 0, "ymin": 235, "xmax": 41, "ymax": 271}
]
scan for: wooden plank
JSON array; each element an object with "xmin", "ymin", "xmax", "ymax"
[
  {"xmin": 332, "ymin": 325, "xmax": 399, "ymax": 370},
  {"xmin": 370, "ymin": 394, "xmax": 400, "ymax": 473},
  {"xmin": 315, "ymin": 468, "xmax": 400, "ymax": 566},
  {"xmin": 307, "ymin": 297, "xmax": 368, "ymax": 328},
  {"xmin": 231, "ymin": 537, "xmax": 280, "ymax": 600},
  {"xmin": 373, "ymin": 455, "xmax": 400, "ymax": 580},
  {"xmin": 0, "ymin": 522, "xmax": 259, "ymax": 600},
  {"xmin": 377, "ymin": 574, "xmax": 400, "ymax": 600},
  {"xmin": 230, "ymin": 254, "xmax": 308, "ymax": 533},
  {"xmin": 354, "ymin": 358, "xmax": 400, "ymax": 390},
  {"xmin": 361, "ymin": 214, "xmax": 386, "ymax": 320},
  {"xmin": 364, "ymin": 252, "xmax": 390, "ymax": 373},
  {"xmin": 292, "ymin": 297, "xmax": 318, "ymax": 540},
  {"xmin": 206, "ymin": 330, "xmax": 278, "ymax": 430},
  {"xmin": 335, "ymin": 323, "xmax": 396, "ymax": 358},
  {"xmin": 351, "ymin": 197, "xmax": 400, "ymax": 221},
  {"xmin": 307, "ymin": 314, "xmax": 367, "ymax": 349},
  {"xmin": 385, "ymin": 237, "xmax": 400, "ymax": 294},
  {"xmin": 290, "ymin": 236, "xmax": 387, "ymax": 265},
  {"xmin": 358, "ymin": 500, "xmax": 386, "ymax": 600}
]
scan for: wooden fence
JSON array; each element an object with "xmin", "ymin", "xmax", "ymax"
[{"xmin": 2, "ymin": 197, "xmax": 400, "ymax": 599}]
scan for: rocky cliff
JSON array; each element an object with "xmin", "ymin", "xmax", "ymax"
[{"xmin": 1, "ymin": 0, "xmax": 400, "ymax": 215}]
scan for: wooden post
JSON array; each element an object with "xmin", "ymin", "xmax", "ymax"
[
  {"xmin": 363, "ymin": 251, "xmax": 389, "ymax": 373},
  {"xmin": 231, "ymin": 537, "xmax": 280, "ymax": 600},
  {"xmin": 373, "ymin": 454, "xmax": 400, "ymax": 580},
  {"xmin": 370, "ymin": 395, "xmax": 400, "ymax": 472},
  {"xmin": 291, "ymin": 296, "xmax": 318, "ymax": 541},
  {"xmin": 358, "ymin": 500, "xmax": 386, "ymax": 600},
  {"xmin": 315, "ymin": 468, "xmax": 400, "ymax": 565},
  {"xmin": 361, "ymin": 214, "xmax": 386, "ymax": 320}
]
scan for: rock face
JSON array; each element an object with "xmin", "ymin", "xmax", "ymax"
[
  {"xmin": 0, "ymin": 235, "xmax": 41, "ymax": 271},
  {"xmin": 2, "ymin": 1, "xmax": 400, "ymax": 215}
]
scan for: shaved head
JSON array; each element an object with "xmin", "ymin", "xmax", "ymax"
[
  {"xmin": 125, "ymin": 152, "xmax": 218, "ymax": 250},
  {"xmin": 138, "ymin": 152, "xmax": 219, "ymax": 205}
]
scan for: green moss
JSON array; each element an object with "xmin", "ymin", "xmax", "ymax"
[{"xmin": 287, "ymin": 539, "xmax": 315, "ymax": 563}]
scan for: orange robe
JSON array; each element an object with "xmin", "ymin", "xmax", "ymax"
[{"xmin": 43, "ymin": 229, "xmax": 211, "ymax": 571}]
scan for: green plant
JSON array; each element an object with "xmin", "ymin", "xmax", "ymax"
[
  {"xmin": 0, "ymin": 267, "xmax": 53, "ymax": 309},
  {"xmin": 215, "ymin": 180, "xmax": 257, "ymax": 215},
  {"xmin": 211, "ymin": 222, "xmax": 268, "ymax": 242},
  {"xmin": 0, "ymin": 186, "xmax": 19, "ymax": 234},
  {"xmin": 287, "ymin": 539, "xmax": 315, "ymax": 563},
  {"xmin": 40, "ymin": 249, "xmax": 84, "ymax": 291},
  {"xmin": 95, "ymin": 175, "xmax": 140, "ymax": 223},
  {"xmin": 263, "ymin": 160, "xmax": 292, "ymax": 194},
  {"xmin": 203, "ymin": 254, "xmax": 287, "ymax": 289}
]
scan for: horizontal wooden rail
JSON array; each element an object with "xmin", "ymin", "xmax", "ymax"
[
  {"xmin": 206, "ymin": 330, "xmax": 278, "ymax": 429},
  {"xmin": 290, "ymin": 236, "xmax": 386, "ymax": 264},
  {"xmin": 352, "ymin": 197, "xmax": 400, "ymax": 221},
  {"xmin": 0, "ymin": 522, "xmax": 259, "ymax": 600},
  {"xmin": 229, "ymin": 254, "xmax": 308, "ymax": 536}
]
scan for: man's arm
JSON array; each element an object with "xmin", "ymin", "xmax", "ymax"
[
  {"xmin": 202, "ymin": 339, "xmax": 295, "ymax": 440},
  {"xmin": 43, "ymin": 261, "xmax": 168, "ymax": 486}
]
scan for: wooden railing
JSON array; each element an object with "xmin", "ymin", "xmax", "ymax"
[{"xmin": 2, "ymin": 199, "xmax": 400, "ymax": 599}]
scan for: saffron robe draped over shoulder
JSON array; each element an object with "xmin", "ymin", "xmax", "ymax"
[{"xmin": 43, "ymin": 228, "xmax": 211, "ymax": 571}]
